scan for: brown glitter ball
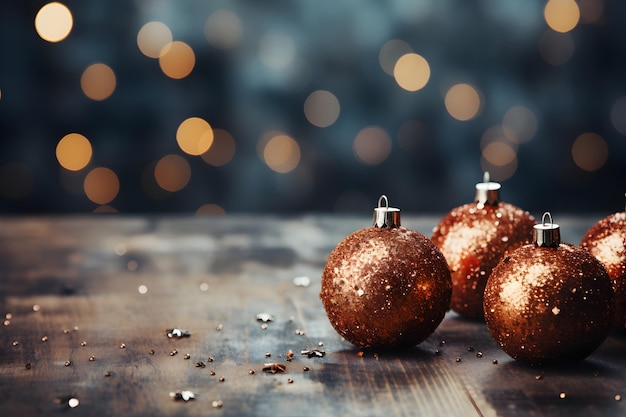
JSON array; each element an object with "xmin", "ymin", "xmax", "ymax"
[
  {"xmin": 484, "ymin": 241, "xmax": 614, "ymax": 365},
  {"xmin": 321, "ymin": 225, "xmax": 451, "ymax": 349},
  {"xmin": 580, "ymin": 212, "xmax": 626, "ymax": 331},
  {"xmin": 432, "ymin": 202, "xmax": 534, "ymax": 319}
]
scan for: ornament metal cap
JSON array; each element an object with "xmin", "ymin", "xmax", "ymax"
[
  {"xmin": 373, "ymin": 195, "xmax": 401, "ymax": 228},
  {"xmin": 534, "ymin": 212, "xmax": 561, "ymax": 248},
  {"xmin": 475, "ymin": 172, "xmax": 501, "ymax": 208}
]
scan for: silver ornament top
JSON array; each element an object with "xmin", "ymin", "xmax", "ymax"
[
  {"xmin": 373, "ymin": 195, "xmax": 401, "ymax": 228},
  {"xmin": 475, "ymin": 172, "xmax": 501, "ymax": 209},
  {"xmin": 534, "ymin": 212, "xmax": 561, "ymax": 248}
]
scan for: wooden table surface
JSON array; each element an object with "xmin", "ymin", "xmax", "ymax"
[{"xmin": 0, "ymin": 215, "xmax": 624, "ymax": 417}]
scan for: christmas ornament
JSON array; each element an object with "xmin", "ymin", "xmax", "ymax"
[
  {"xmin": 320, "ymin": 195, "xmax": 451, "ymax": 349},
  {"xmin": 431, "ymin": 172, "xmax": 535, "ymax": 319},
  {"xmin": 484, "ymin": 213, "xmax": 615, "ymax": 365},
  {"xmin": 580, "ymin": 196, "xmax": 626, "ymax": 331}
]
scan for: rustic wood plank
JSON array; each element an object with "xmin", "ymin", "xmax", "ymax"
[{"xmin": 0, "ymin": 215, "xmax": 624, "ymax": 416}]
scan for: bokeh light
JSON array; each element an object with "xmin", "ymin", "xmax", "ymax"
[
  {"xmin": 56, "ymin": 133, "xmax": 93, "ymax": 171},
  {"xmin": 35, "ymin": 2, "xmax": 73, "ymax": 43},
  {"xmin": 444, "ymin": 84, "xmax": 482, "ymax": 121},
  {"xmin": 379, "ymin": 39, "xmax": 413, "ymax": 76},
  {"xmin": 154, "ymin": 154, "xmax": 191, "ymax": 192},
  {"xmin": 0, "ymin": 163, "xmax": 33, "ymax": 200},
  {"xmin": 83, "ymin": 167, "xmax": 119, "ymax": 205},
  {"xmin": 137, "ymin": 21, "xmax": 172, "ymax": 58},
  {"xmin": 393, "ymin": 53, "xmax": 430, "ymax": 92},
  {"xmin": 610, "ymin": 97, "xmax": 626, "ymax": 136},
  {"xmin": 262, "ymin": 134, "xmax": 301, "ymax": 174},
  {"xmin": 544, "ymin": 0, "xmax": 580, "ymax": 33},
  {"xmin": 176, "ymin": 117, "xmax": 214, "ymax": 156},
  {"xmin": 397, "ymin": 120, "xmax": 431, "ymax": 152},
  {"xmin": 579, "ymin": 0, "xmax": 604, "ymax": 24},
  {"xmin": 304, "ymin": 90, "xmax": 340, "ymax": 128},
  {"xmin": 201, "ymin": 129, "xmax": 236, "ymax": 167},
  {"xmin": 204, "ymin": 10, "xmax": 243, "ymax": 50},
  {"xmin": 538, "ymin": 30, "xmax": 574, "ymax": 66},
  {"xmin": 81, "ymin": 63, "xmax": 116, "ymax": 101},
  {"xmin": 353, "ymin": 126, "xmax": 392, "ymax": 165},
  {"xmin": 480, "ymin": 126, "xmax": 518, "ymax": 181},
  {"xmin": 159, "ymin": 41, "xmax": 195, "ymax": 79},
  {"xmin": 258, "ymin": 31, "xmax": 295, "ymax": 70},
  {"xmin": 93, "ymin": 205, "xmax": 118, "ymax": 213},
  {"xmin": 571, "ymin": 132, "xmax": 608, "ymax": 171},
  {"xmin": 196, "ymin": 204, "xmax": 226, "ymax": 215},
  {"xmin": 502, "ymin": 106, "xmax": 537, "ymax": 144}
]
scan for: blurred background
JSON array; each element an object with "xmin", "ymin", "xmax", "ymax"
[{"xmin": 0, "ymin": 0, "xmax": 624, "ymax": 215}]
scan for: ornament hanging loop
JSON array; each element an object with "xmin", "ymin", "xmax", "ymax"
[
  {"xmin": 373, "ymin": 194, "xmax": 401, "ymax": 228},
  {"xmin": 475, "ymin": 171, "xmax": 501, "ymax": 209},
  {"xmin": 534, "ymin": 211, "xmax": 561, "ymax": 248}
]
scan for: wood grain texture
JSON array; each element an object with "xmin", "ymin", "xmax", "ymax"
[{"xmin": 0, "ymin": 215, "xmax": 624, "ymax": 417}]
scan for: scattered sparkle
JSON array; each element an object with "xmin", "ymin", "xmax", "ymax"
[
  {"xmin": 138, "ymin": 285, "xmax": 148, "ymax": 294},
  {"xmin": 212, "ymin": 400, "xmax": 223, "ymax": 408},
  {"xmin": 170, "ymin": 390, "xmax": 195, "ymax": 402},
  {"xmin": 262, "ymin": 363, "xmax": 286, "ymax": 374},
  {"xmin": 32, "ymin": 304, "xmax": 41, "ymax": 312},
  {"xmin": 42, "ymin": 336, "xmax": 48, "ymax": 342},
  {"xmin": 166, "ymin": 328, "xmax": 191, "ymax": 339},
  {"xmin": 120, "ymin": 343, "xmax": 126, "ymax": 349},
  {"xmin": 255, "ymin": 313, "xmax": 274, "ymax": 322},
  {"xmin": 293, "ymin": 276, "xmax": 311, "ymax": 287},
  {"xmin": 80, "ymin": 341, "xmax": 87, "ymax": 346},
  {"xmin": 184, "ymin": 353, "xmax": 191, "ymax": 360},
  {"xmin": 89, "ymin": 356, "xmax": 95, "ymax": 362},
  {"xmin": 65, "ymin": 360, "xmax": 71, "ymax": 367},
  {"xmin": 12, "ymin": 340, "xmax": 19, "ymax": 346},
  {"xmin": 200, "ymin": 282, "xmax": 210, "ymax": 291},
  {"xmin": 615, "ymin": 394, "xmax": 622, "ymax": 401},
  {"xmin": 104, "ymin": 371, "xmax": 112, "ymax": 377},
  {"xmin": 301, "ymin": 349, "xmax": 325, "ymax": 358},
  {"xmin": 559, "ymin": 392, "xmax": 567, "ymax": 399},
  {"xmin": 68, "ymin": 398, "xmax": 80, "ymax": 408}
]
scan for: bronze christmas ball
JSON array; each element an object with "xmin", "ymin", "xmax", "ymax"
[
  {"xmin": 580, "ymin": 211, "xmax": 626, "ymax": 331},
  {"xmin": 320, "ymin": 226, "xmax": 452, "ymax": 349},
  {"xmin": 432, "ymin": 202, "xmax": 535, "ymax": 319},
  {"xmin": 484, "ymin": 238, "xmax": 615, "ymax": 365}
]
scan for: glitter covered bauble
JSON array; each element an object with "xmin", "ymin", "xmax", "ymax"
[
  {"xmin": 320, "ymin": 196, "xmax": 452, "ymax": 349},
  {"xmin": 431, "ymin": 173, "xmax": 535, "ymax": 319},
  {"xmin": 580, "ymin": 207, "xmax": 626, "ymax": 331},
  {"xmin": 484, "ymin": 213, "xmax": 615, "ymax": 365}
]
